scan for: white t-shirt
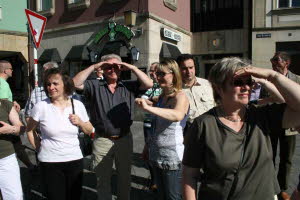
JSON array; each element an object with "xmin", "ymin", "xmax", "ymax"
[{"xmin": 31, "ymin": 98, "xmax": 89, "ymax": 162}]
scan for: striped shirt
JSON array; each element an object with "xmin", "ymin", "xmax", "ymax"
[{"xmin": 24, "ymin": 87, "xmax": 47, "ymax": 117}]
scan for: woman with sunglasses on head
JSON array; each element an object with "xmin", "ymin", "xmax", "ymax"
[
  {"xmin": 26, "ymin": 68, "xmax": 93, "ymax": 200},
  {"xmin": 182, "ymin": 57, "xmax": 300, "ymax": 200},
  {"xmin": 135, "ymin": 59, "xmax": 189, "ymax": 200}
]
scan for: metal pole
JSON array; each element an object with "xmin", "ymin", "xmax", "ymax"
[{"xmin": 33, "ymin": 47, "xmax": 38, "ymax": 87}]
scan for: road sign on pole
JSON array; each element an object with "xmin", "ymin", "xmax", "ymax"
[
  {"xmin": 25, "ymin": 9, "xmax": 47, "ymax": 86},
  {"xmin": 25, "ymin": 9, "xmax": 47, "ymax": 49}
]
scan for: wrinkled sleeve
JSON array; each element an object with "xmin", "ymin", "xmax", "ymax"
[
  {"xmin": 124, "ymin": 80, "xmax": 141, "ymax": 97},
  {"xmin": 182, "ymin": 118, "xmax": 205, "ymax": 168},
  {"xmin": 2, "ymin": 100, "xmax": 13, "ymax": 114},
  {"xmin": 76, "ymin": 100, "xmax": 89, "ymax": 123},
  {"xmin": 30, "ymin": 102, "xmax": 42, "ymax": 122},
  {"xmin": 83, "ymin": 80, "xmax": 92, "ymax": 99}
]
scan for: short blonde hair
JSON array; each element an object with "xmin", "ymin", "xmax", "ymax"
[{"xmin": 157, "ymin": 59, "xmax": 182, "ymax": 93}]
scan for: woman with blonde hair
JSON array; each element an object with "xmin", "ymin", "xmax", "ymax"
[{"xmin": 136, "ymin": 59, "xmax": 189, "ymax": 200}]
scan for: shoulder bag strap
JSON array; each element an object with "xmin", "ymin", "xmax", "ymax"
[{"xmin": 71, "ymin": 98, "xmax": 75, "ymax": 114}]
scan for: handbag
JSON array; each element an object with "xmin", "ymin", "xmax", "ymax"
[{"xmin": 71, "ymin": 98, "xmax": 93, "ymax": 157}]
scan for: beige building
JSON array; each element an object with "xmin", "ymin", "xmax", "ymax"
[
  {"xmin": 253, "ymin": 0, "xmax": 300, "ymax": 74},
  {"xmin": 190, "ymin": 0, "xmax": 251, "ymax": 78}
]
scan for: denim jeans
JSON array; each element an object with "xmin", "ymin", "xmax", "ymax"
[{"xmin": 153, "ymin": 164, "xmax": 182, "ymax": 200}]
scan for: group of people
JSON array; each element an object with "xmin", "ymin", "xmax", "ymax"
[{"xmin": 1, "ymin": 51, "xmax": 300, "ymax": 200}]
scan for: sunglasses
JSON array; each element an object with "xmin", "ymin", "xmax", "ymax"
[
  {"xmin": 155, "ymin": 71, "xmax": 173, "ymax": 77},
  {"xmin": 103, "ymin": 64, "xmax": 120, "ymax": 70},
  {"xmin": 233, "ymin": 78, "xmax": 254, "ymax": 87}
]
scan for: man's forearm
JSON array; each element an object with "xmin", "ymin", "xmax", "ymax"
[
  {"xmin": 131, "ymin": 66, "xmax": 153, "ymax": 90},
  {"xmin": 73, "ymin": 65, "xmax": 95, "ymax": 88}
]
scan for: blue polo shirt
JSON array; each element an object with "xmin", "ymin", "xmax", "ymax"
[{"xmin": 84, "ymin": 78, "xmax": 140, "ymax": 137}]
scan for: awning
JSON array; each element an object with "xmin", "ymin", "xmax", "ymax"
[
  {"xmin": 39, "ymin": 48, "xmax": 61, "ymax": 62},
  {"xmin": 159, "ymin": 43, "xmax": 181, "ymax": 59},
  {"xmin": 65, "ymin": 45, "xmax": 90, "ymax": 61}
]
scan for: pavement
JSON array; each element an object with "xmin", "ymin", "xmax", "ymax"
[{"xmin": 18, "ymin": 121, "xmax": 300, "ymax": 199}]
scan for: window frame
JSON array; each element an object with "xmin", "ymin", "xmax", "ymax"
[
  {"xmin": 67, "ymin": 0, "xmax": 90, "ymax": 11},
  {"xmin": 277, "ymin": 0, "xmax": 300, "ymax": 8},
  {"xmin": 36, "ymin": 0, "xmax": 55, "ymax": 16}
]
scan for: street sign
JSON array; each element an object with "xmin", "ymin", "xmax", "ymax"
[
  {"xmin": 256, "ymin": 33, "xmax": 271, "ymax": 38},
  {"xmin": 25, "ymin": 9, "xmax": 47, "ymax": 48}
]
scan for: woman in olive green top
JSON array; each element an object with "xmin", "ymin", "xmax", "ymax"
[
  {"xmin": 0, "ymin": 99, "xmax": 25, "ymax": 200},
  {"xmin": 183, "ymin": 57, "xmax": 300, "ymax": 200}
]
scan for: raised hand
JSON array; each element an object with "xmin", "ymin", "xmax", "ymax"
[
  {"xmin": 135, "ymin": 98, "xmax": 151, "ymax": 110},
  {"xmin": 234, "ymin": 66, "xmax": 277, "ymax": 80},
  {"xmin": 93, "ymin": 61, "xmax": 106, "ymax": 71},
  {"xmin": 118, "ymin": 62, "xmax": 136, "ymax": 71}
]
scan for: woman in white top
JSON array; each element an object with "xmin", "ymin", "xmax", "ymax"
[{"xmin": 26, "ymin": 68, "xmax": 93, "ymax": 200}]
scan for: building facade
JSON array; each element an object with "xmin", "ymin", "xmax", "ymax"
[
  {"xmin": 190, "ymin": 0, "xmax": 251, "ymax": 78},
  {"xmin": 31, "ymin": 0, "xmax": 192, "ymax": 79},
  {"xmin": 253, "ymin": 0, "xmax": 300, "ymax": 74},
  {"xmin": 0, "ymin": 0, "xmax": 29, "ymax": 106}
]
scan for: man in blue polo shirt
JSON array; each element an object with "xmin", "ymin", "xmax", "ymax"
[{"xmin": 73, "ymin": 54, "xmax": 153, "ymax": 200}]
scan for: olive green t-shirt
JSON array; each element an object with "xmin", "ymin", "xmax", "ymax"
[
  {"xmin": 183, "ymin": 103, "xmax": 286, "ymax": 200},
  {"xmin": 0, "ymin": 99, "xmax": 15, "ymax": 159}
]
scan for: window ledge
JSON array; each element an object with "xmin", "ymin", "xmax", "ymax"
[
  {"xmin": 270, "ymin": 7, "xmax": 300, "ymax": 15},
  {"xmin": 68, "ymin": 0, "xmax": 90, "ymax": 11},
  {"xmin": 38, "ymin": 8, "xmax": 55, "ymax": 17}
]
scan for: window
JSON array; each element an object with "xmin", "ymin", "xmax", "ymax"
[
  {"xmin": 0, "ymin": 7, "xmax": 2, "ymax": 20},
  {"xmin": 278, "ymin": 0, "xmax": 300, "ymax": 8},
  {"xmin": 36, "ymin": 0, "xmax": 55, "ymax": 16},
  {"xmin": 37, "ymin": 0, "xmax": 52, "ymax": 11},
  {"xmin": 191, "ymin": 0, "xmax": 243, "ymax": 32},
  {"xmin": 67, "ymin": 0, "xmax": 90, "ymax": 10},
  {"xmin": 68, "ymin": 0, "xmax": 83, "ymax": 4}
]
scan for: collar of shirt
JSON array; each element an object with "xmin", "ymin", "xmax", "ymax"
[
  {"xmin": 99, "ymin": 78, "xmax": 125, "ymax": 88},
  {"xmin": 183, "ymin": 77, "xmax": 201, "ymax": 89}
]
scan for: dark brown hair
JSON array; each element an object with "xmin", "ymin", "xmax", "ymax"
[
  {"xmin": 176, "ymin": 54, "xmax": 195, "ymax": 67},
  {"xmin": 43, "ymin": 68, "xmax": 75, "ymax": 98},
  {"xmin": 273, "ymin": 51, "xmax": 291, "ymax": 62}
]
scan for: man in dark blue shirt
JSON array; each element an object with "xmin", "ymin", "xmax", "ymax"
[{"xmin": 73, "ymin": 54, "xmax": 152, "ymax": 200}]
